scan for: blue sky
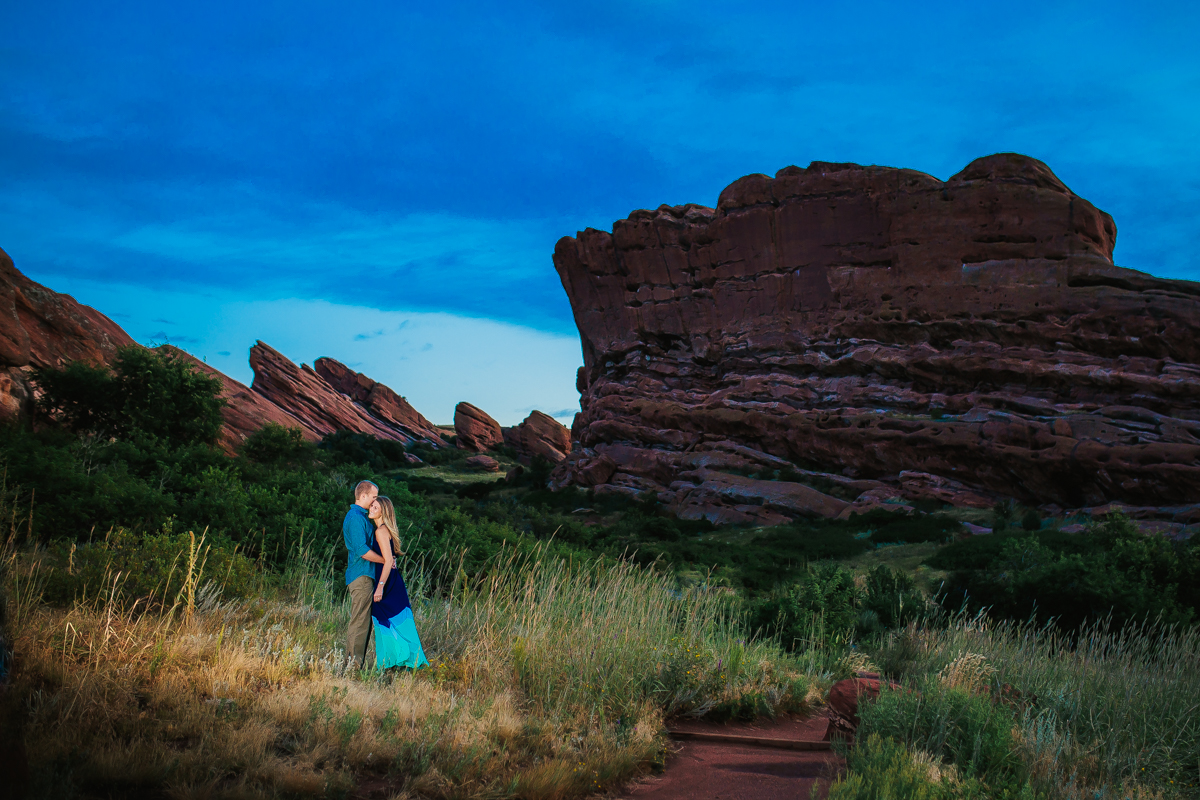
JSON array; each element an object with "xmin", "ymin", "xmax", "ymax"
[{"xmin": 2, "ymin": 1, "xmax": 1198, "ymax": 424}]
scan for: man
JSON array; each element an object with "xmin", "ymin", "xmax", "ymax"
[{"xmin": 344, "ymin": 479, "xmax": 385, "ymax": 670}]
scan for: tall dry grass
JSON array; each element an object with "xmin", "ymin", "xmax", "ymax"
[
  {"xmin": 871, "ymin": 613, "xmax": 1200, "ymax": 798},
  {"xmin": 3, "ymin": 509, "xmax": 821, "ymax": 799}
]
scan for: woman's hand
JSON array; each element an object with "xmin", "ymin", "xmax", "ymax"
[{"xmin": 373, "ymin": 586, "xmax": 384, "ymax": 602}]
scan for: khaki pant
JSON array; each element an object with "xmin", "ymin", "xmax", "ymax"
[{"xmin": 346, "ymin": 576, "xmax": 375, "ymax": 669}]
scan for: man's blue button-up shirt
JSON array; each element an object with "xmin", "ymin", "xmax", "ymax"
[{"xmin": 343, "ymin": 505, "xmax": 375, "ymax": 586}]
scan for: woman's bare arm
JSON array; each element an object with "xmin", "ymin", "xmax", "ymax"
[{"xmin": 373, "ymin": 529, "xmax": 395, "ymax": 600}]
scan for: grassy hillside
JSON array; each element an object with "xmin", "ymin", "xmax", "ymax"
[{"xmin": 3, "ymin": 350, "xmax": 1198, "ymax": 798}]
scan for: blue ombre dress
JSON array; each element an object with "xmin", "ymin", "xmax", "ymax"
[{"xmin": 369, "ymin": 535, "xmax": 429, "ymax": 670}]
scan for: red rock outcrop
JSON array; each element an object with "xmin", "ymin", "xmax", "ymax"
[
  {"xmin": 0, "ymin": 246, "xmax": 136, "ymax": 418},
  {"xmin": 159, "ymin": 346, "xmax": 313, "ymax": 452},
  {"xmin": 314, "ymin": 358, "xmax": 444, "ymax": 446},
  {"xmin": 464, "ymin": 454, "xmax": 501, "ymax": 472},
  {"xmin": 0, "ymin": 249, "xmax": 444, "ymax": 452},
  {"xmin": 551, "ymin": 153, "xmax": 1200, "ymax": 523},
  {"xmin": 824, "ymin": 676, "xmax": 898, "ymax": 741},
  {"xmin": 249, "ymin": 342, "xmax": 420, "ymax": 442},
  {"xmin": 502, "ymin": 410, "xmax": 572, "ymax": 464},
  {"xmin": 454, "ymin": 402, "xmax": 503, "ymax": 451}
]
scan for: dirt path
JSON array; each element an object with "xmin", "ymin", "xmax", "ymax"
[{"xmin": 618, "ymin": 711, "xmax": 844, "ymax": 800}]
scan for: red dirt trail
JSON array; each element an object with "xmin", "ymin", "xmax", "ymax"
[{"xmin": 618, "ymin": 711, "xmax": 845, "ymax": 799}]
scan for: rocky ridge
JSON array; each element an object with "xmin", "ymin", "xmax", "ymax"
[
  {"xmin": 0, "ymin": 247, "xmax": 444, "ymax": 451},
  {"xmin": 0, "ymin": 246, "xmax": 136, "ymax": 420},
  {"xmin": 551, "ymin": 153, "xmax": 1200, "ymax": 526}
]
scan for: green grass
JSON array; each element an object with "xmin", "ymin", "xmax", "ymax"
[
  {"xmin": 859, "ymin": 615, "xmax": 1200, "ymax": 799},
  {"xmin": 4, "ymin": 517, "xmax": 827, "ymax": 799}
]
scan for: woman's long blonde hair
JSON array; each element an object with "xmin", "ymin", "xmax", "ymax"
[{"xmin": 375, "ymin": 496, "xmax": 403, "ymax": 556}]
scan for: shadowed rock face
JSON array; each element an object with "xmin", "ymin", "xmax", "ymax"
[
  {"xmin": 551, "ymin": 154, "xmax": 1200, "ymax": 524},
  {"xmin": 454, "ymin": 402, "xmax": 503, "ymax": 451},
  {"xmin": 0, "ymin": 246, "xmax": 136, "ymax": 419},
  {"xmin": 314, "ymin": 358, "xmax": 444, "ymax": 446},
  {"xmin": 503, "ymin": 410, "xmax": 572, "ymax": 465}
]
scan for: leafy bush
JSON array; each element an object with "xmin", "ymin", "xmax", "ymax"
[
  {"xmin": 318, "ymin": 430, "xmax": 409, "ymax": 471},
  {"xmin": 40, "ymin": 526, "xmax": 257, "ymax": 607},
  {"xmin": 33, "ymin": 346, "xmax": 225, "ymax": 447},
  {"xmin": 929, "ymin": 514, "xmax": 1200, "ymax": 629},
  {"xmin": 748, "ymin": 563, "xmax": 861, "ymax": 650},
  {"xmin": 242, "ymin": 424, "xmax": 314, "ymax": 467},
  {"xmin": 865, "ymin": 511, "xmax": 962, "ymax": 545}
]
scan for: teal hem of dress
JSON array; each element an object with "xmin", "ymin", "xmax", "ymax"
[{"xmin": 373, "ymin": 607, "xmax": 430, "ymax": 670}]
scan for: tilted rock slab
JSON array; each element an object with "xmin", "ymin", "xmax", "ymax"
[
  {"xmin": 502, "ymin": 410, "xmax": 572, "ymax": 464},
  {"xmin": 0, "ymin": 246, "xmax": 136, "ymax": 419},
  {"xmin": 551, "ymin": 153, "xmax": 1200, "ymax": 524},
  {"xmin": 249, "ymin": 342, "xmax": 420, "ymax": 443},
  {"xmin": 454, "ymin": 401, "xmax": 503, "ymax": 451},
  {"xmin": 314, "ymin": 357, "xmax": 444, "ymax": 447}
]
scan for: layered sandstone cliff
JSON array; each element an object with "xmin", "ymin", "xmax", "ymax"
[{"xmin": 551, "ymin": 154, "xmax": 1200, "ymax": 526}]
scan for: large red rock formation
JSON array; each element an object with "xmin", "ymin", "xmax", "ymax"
[
  {"xmin": 551, "ymin": 154, "xmax": 1200, "ymax": 524},
  {"xmin": 314, "ymin": 358, "xmax": 444, "ymax": 446},
  {"xmin": 454, "ymin": 402, "xmax": 503, "ymax": 451},
  {"xmin": 503, "ymin": 410, "xmax": 572, "ymax": 464},
  {"xmin": 0, "ymin": 246, "xmax": 136, "ymax": 419}
]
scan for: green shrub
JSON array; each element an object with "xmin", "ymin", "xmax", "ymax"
[
  {"xmin": 318, "ymin": 430, "xmax": 409, "ymax": 471},
  {"xmin": 40, "ymin": 526, "xmax": 257, "ymax": 607},
  {"xmin": 748, "ymin": 563, "xmax": 860, "ymax": 651},
  {"xmin": 242, "ymin": 424, "xmax": 314, "ymax": 467},
  {"xmin": 863, "ymin": 565, "xmax": 926, "ymax": 628},
  {"xmin": 858, "ymin": 677, "xmax": 1030, "ymax": 794},
  {"xmin": 33, "ymin": 346, "xmax": 225, "ymax": 447},
  {"xmin": 865, "ymin": 512, "xmax": 962, "ymax": 545},
  {"xmin": 1019, "ymin": 508, "xmax": 1041, "ymax": 532},
  {"xmin": 826, "ymin": 734, "xmax": 945, "ymax": 800},
  {"xmin": 929, "ymin": 514, "xmax": 1200, "ymax": 629},
  {"xmin": 991, "ymin": 501, "xmax": 1016, "ymax": 533}
]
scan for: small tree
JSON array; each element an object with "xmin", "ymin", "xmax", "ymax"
[{"xmin": 33, "ymin": 346, "xmax": 225, "ymax": 447}]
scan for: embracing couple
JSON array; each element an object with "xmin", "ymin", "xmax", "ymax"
[{"xmin": 343, "ymin": 480, "xmax": 429, "ymax": 671}]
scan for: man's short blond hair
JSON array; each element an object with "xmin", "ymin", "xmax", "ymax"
[{"xmin": 354, "ymin": 480, "xmax": 378, "ymax": 502}]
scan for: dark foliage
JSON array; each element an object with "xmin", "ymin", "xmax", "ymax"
[
  {"xmin": 318, "ymin": 430, "xmax": 409, "ymax": 471},
  {"xmin": 32, "ymin": 347, "xmax": 225, "ymax": 447},
  {"xmin": 243, "ymin": 424, "xmax": 314, "ymax": 468},
  {"xmin": 929, "ymin": 514, "xmax": 1200, "ymax": 629},
  {"xmin": 863, "ymin": 565, "xmax": 926, "ymax": 628}
]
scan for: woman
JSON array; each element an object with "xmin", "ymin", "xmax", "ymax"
[{"xmin": 367, "ymin": 496, "xmax": 429, "ymax": 670}]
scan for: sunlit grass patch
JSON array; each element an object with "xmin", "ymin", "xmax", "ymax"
[{"xmin": 5, "ymin": 530, "xmax": 819, "ymax": 798}]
